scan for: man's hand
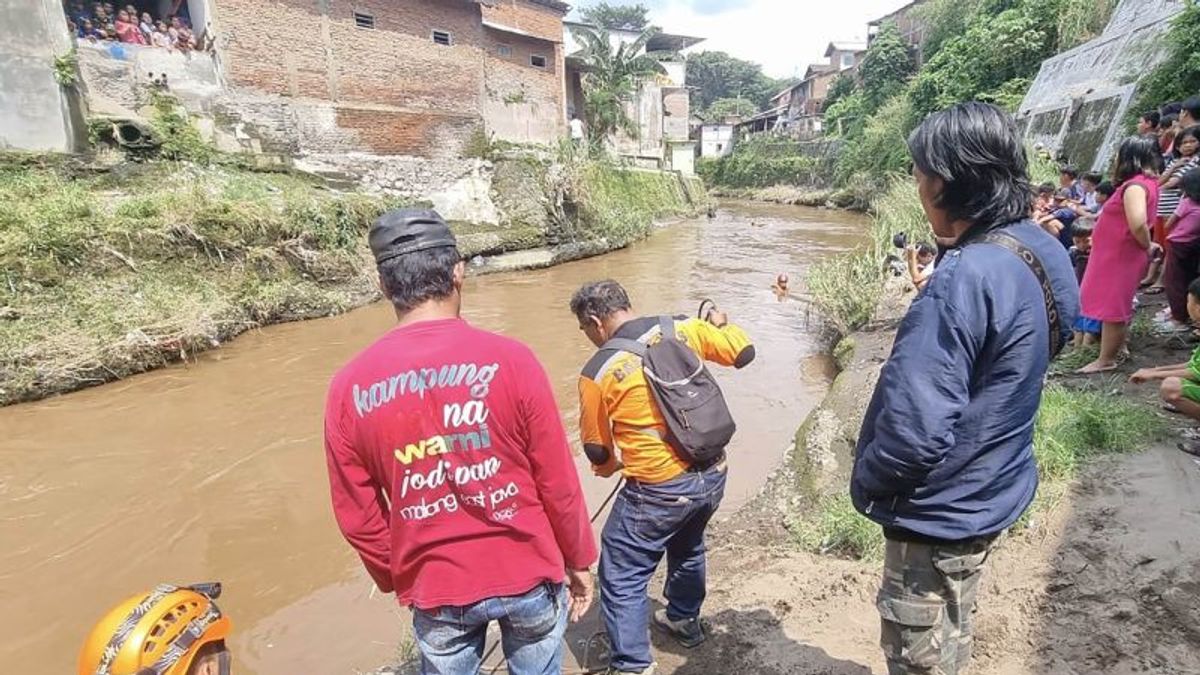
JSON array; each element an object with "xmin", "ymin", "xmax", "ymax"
[
  {"xmin": 1129, "ymin": 369, "xmax": 1153, "ymax": 384},
  {"xmin": 706, "ymin": 309, "xmax": 728, "ymax": 327},
  {"xmin": 566, "ymin": 568, "xmax": 594, "ymax": 623},
  {"xmin": 905, "ymin": 245, "xmax": 918, "ymax": 262}
]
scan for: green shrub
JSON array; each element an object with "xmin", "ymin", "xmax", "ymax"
[
  {"xmin": 807, "ymin": 177, "xmax": 930, "ymax": 330},
  {"xmin": 835, "ymin": 93, "xmax": 917, "ymax": 184},
  {"xmin": 1127, "ymin": 0, "xmax": 1200, "ymax": 129},
  {"xmin": 697, "ymin": 133, "xmax": 824, "ymax": 189},
  {"xmin": 150, "ymin": 92, "xmax": 215, "ymax": 164},
  {"xmin": 790, "ymin": 492, "xmax": 883, "ymax": 561}
]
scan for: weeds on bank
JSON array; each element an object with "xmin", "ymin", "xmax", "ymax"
[
  {"xmin": 807, "ymin": 176, "xmax": 930, "ymax": 330},
  {"xmin": 0, "ymin": 160, "xmax": 392, "ymax": 404},
  {"xmin": 791, "ymin": 493, "xmax": 884, "ymax": 561},
  {"xmin": 791, "ymin": 383, "xmax": 1163, "ymax": 561}
]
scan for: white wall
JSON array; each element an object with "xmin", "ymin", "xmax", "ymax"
[
  {"xmin": 700, "ymin": 124, "xmax": 733, "ymax": 157},
  {"xmin": 0, "ymin": 0, "xmax": 76, "ymax": 151}
]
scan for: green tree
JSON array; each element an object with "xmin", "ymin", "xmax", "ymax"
[
  {"xmin": 579, "ymin": 2, "xmax": 650, "ymax": 30},
  {"xmin": 704, "ymin": 97, "xmax": 759, "ymax": 121},
  {"xmin": 858, "ymin": 22, "xmax": 915, "ymax": 112},
  {"xmin": 823, "ymin": 73, "xmax": 858, "ymax": 113},
  {"xmin": 573, "ymin": 26, "xmax": 666, "ymax": 146},
  {"xmin": 1128, "ymin": 0, "xmax": 1200, "ymax": 126},
  {"xmin": 686, "ymin": 51, "xmax": 789, "ymax": 112}
]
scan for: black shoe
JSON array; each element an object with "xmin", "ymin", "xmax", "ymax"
[{"xmin": 653, "ymin": 609, "xmax": 706, "ymax": 648}]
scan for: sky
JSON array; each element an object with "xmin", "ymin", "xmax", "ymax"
[{"xmin": 569, "ymin": 0, "xmax": 916, "ymax": 79}]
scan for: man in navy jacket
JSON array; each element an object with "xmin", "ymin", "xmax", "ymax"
[{"xmin": 851, "ymin": 102, "xmax": 1080, "ymax": 675}]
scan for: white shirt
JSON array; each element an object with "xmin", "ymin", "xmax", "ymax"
[{"xmin": 569, "ymin": 119, "xmax": 585, "ymax": 140}]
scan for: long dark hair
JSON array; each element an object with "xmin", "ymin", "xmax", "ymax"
[
  {"xmin": 907, "ymin": 101, "xmax": 1031, "ymax": 243},
  {"xmin": 1112, "ymin": 135, "xmax": 1162, "ymax": 184}
]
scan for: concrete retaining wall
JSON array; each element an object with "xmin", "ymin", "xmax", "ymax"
[
  {"xmin": 0, "ymin": 0, "xmax": 77, "ymax": 152},
  {"xmin": 1017, "ymin": 0, "xmax": 1186, "ymax": 171}
]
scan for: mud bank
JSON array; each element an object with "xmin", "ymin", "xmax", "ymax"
[
  {"xmin": 680, "ymin": 285, "xmax": 1200, "ymax": 675},
  {"xmin": 0, "ymin": 154, "xmax": 709, "ymax": 406}
]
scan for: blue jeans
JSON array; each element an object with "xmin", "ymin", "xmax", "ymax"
[
  {"xmin": 599, "ymin": 462, "xmax": 728, "ymax": 671},
  {"xmin": 411, "ymin": 582, "xmax": 567, "ymax": 675}
]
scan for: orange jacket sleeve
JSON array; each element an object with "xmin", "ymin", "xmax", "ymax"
[
  {"xmin": 578, "ymin": 376, "xmax": 619, "ymax": 477},
  {"xmin": 681, "ymin": 318, "xmax": 756, "ymax": 369}
]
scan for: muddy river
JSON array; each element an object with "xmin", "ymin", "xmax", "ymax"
[{"xmin": 0, "ymin": 201, "xmax": 867, "ymax": 674}]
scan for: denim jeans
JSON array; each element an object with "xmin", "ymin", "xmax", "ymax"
[
  {"xmin": 599, "ymin": 461, "xmax": 728, "ymax": 671},
  {"xmin": 411, "ymin": 582, "xmax": 567, "ymax": 675}
]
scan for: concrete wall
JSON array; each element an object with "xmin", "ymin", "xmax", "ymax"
[
  {"xmin": 1016, "ymin": 0, "xmax": 1186, "ymax": 172},
  {"xmin": 0, "ymin": 0, "xmax": 76, "ymax": 151},
  {"xmin": 700, "ymin": 125, "xmax": 734, "ymax": 157}
]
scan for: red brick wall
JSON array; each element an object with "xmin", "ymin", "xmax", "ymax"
[
  {"xmin": 480, "ymin": 0, "xmax": 564, "ymax": 43},
  {"xmin": 211, "ymin": 0, "xmax": 568, "ymax": 156}
]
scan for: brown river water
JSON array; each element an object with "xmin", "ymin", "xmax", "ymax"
[{"xmin": 0, "ymin": 201, "xmax": 867, "ymax": 674}]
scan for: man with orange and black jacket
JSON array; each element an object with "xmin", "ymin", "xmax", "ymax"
[{"xmin": 570, "ymin": 280, "xmax": 754, "ymax": 675}]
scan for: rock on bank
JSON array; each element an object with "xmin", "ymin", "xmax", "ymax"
[{"xmin": 0, "ymin": 152, "xmax": 709, "ymax": 406}]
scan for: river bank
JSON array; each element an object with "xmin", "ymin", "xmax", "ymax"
[{"xmin": 0, "ymin": 153, "xmax": 709, "ymax": 406}]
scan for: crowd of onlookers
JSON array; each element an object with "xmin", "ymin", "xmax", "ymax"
[
  {"xmin": 1049, "ymin": 97, "xmax": 1200, "ymax": 404},
  {"xmin": 64, "ymin": 2, "xmax": 207, "ymax": 52}
]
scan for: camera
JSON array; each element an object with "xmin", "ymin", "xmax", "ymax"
[{"xmin": 892, "ymin": 232, "xmax": 908, "ymax": 250}]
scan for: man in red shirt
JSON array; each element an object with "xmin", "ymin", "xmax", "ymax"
[{"xmin": 324, "ymin": 209, "xmax": 598, "ymax": 674}]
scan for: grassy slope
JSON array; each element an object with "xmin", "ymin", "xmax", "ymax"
[{"xmin": 0, "ymin": 156, "xmax": 705, "ymax": 405}]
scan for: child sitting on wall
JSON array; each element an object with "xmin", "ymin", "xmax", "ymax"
[{"xmin": 1130, "ymin": 278, "xmax": 1200, "ymax": 457}]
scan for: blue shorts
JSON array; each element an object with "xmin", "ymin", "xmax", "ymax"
[{"xmin": 1073, "ymin": 316, "xmax": 1102, "ymax": 335}]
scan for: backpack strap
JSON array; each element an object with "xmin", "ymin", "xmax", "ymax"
[
  {"xmin": 981, "ymin": 229, "xmax": 1064, "ymax": 358},
  {"xmin": 657, "ymin": 315, "xmax": 676, "ymax": 341},
  {"xmin": 602, "ymin": 337, "xmax": 647, "ymax": 357}
]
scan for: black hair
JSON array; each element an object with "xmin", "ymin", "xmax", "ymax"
[
  {"xmin": 1059, "ymin": 165, "xmax": 1078, "ymax": 179},
  {"xmin": 1096, "ymin": 181, "xmax": 1116, "ymax": 198},
  {"xmin": 1072, "ymin": 220, "xmax": 1094, "ymax": 237},
  {"xmin": 1141, "ymin": 110, "xmax": 1162, "ymax": 129},
  {"xmin": 1162, "ymin": 112, "xmax": 1180, "ymax": 129},
  {"xmin": 1112, "ymin": 135, "xmax": 1162, "ymax": 183},
  {"xmin": 1054, "ymin": 188, "xmax": 1072, "ymax": 199},
  {"xmin": 1037, "ymin": 182, "xmax": 1055, "ymax": 195},
  {"xmin": 916, "ymin": 242, "xmax": 936, "ymax": 256},
  {"xmin": 1189, "ymin": 277, "xmax": 1200, "ymax": 301},
  {"xmin": 1180, "ymin": 168, "xmax": 1200, "ymax": 203},
  {"xmin": 906, "ymin": 102, "xmax": 1031, "ymax": 241},
  {"xmin": 1082, "ymin": 171, "xmax": 1103, "ymax": 185},
  {"xmin": 1163, "ymin": 102, "xmax": 1183, "ymax": 116},
  {"xmin": 570, "ymin": 280, "xmax": 632, "ymax": 321},
  {"xmin": 1183, "ymin": 96, "xmax": 1200, "ymax": 120},
  {"xmin": 1175, "ymin": 124, "xmax": 1200, "ymax": 157},
  {"xmin": 377, "ymin": 246, "xmax": 461, "ymax": 312}
]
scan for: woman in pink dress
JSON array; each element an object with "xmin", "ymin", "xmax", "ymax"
[{"xmin": 1078, "ymin": 135, "xmax": 1163, "ymax": 373}]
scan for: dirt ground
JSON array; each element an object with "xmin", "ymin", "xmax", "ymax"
[
  {"xmin": 547, "ymin": 294, "xmax": 1200, "ymax": 675},
  {"xmin": 548, "ymin": 444, "xmax": 1200, "ymax": 675}
]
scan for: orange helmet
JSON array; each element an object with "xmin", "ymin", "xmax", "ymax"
[{"xmin": 79, "ymin": 583, "xmax": 232, "ymax": 675}]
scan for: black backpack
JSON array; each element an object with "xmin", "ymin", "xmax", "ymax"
[{"xmin": 603, "ymin": 316, "xmax": 736, "ymax": 464}]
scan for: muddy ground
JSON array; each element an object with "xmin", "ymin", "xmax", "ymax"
[{"xmin": 547, "ymin": 291, "xmax": 1200, "ymax": 675}]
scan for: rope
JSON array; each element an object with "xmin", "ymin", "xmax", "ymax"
[{"xmin": 480, "ymin": 476, "xmax": 626, "ymax": 674}]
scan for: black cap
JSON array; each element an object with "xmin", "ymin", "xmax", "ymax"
[{"xmin": 368, "ymin": 208, "xmax": 458, "ymax": 265}]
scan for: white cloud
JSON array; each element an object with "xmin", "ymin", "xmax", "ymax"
[{"xmin": 578, "ymin": 0, "xmax": 916, "ymax": 79}]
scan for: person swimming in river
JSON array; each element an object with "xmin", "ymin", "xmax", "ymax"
[{"xmin": 772, "ymin": 273, "xmax": 790, "ymax": 300}]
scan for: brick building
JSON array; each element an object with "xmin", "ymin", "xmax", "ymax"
[
  {"xmin": 60, "ymin": 0, "xmax": 570, "ymax": 159},
  {"xmin": 211, "ymin": 0, "xmax": 568, "ymax": 156}
]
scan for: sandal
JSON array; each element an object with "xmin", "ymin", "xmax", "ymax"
[{"xmin": 1144, "ymin": 286, "xmax": 1165, "ymax": 295}]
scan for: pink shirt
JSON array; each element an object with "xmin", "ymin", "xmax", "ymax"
[{"xmin": 1169, "ymin": 196, "xmax": 1200, "ymax": 245}]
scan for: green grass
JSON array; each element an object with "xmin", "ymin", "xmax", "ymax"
[
  {"xmin": 791, "ymin": 383, "xmax": 1163, "ymax": 561},
  {"xmin": 790, "ymin": 492, "xmax": 884, "ymax": 561},
  {"xmin": 0, "ymin": 160, "xmax": 395, "ymax": 404},
  {"xmin": 807, "ymin": 176, "xmax": 930, "ymax": 330}
]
